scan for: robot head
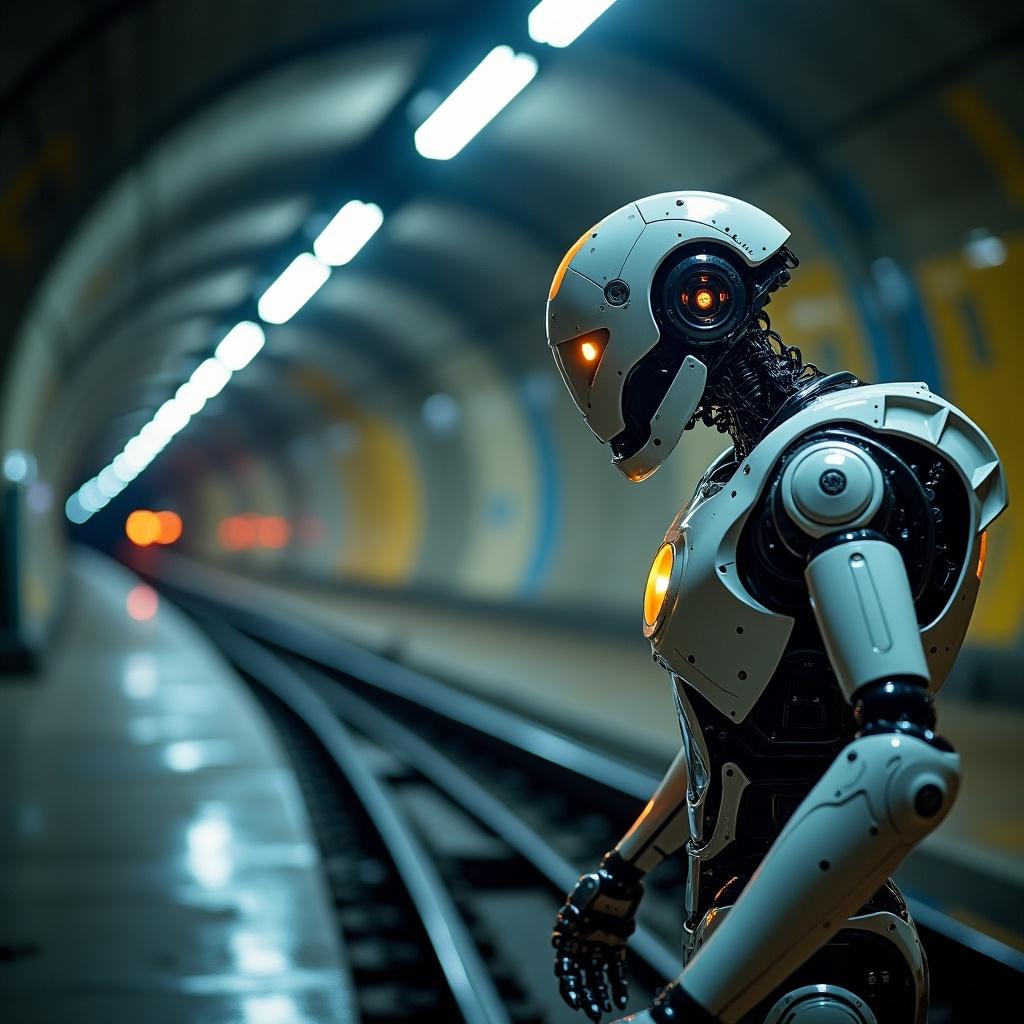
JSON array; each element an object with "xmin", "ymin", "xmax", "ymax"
[{"xmin": 546, "ymin": 191, "xmax": 797, "ymax": 480}]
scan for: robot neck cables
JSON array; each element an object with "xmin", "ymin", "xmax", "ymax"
[{"xmin": 545, "ymin": 192, "xmax": 1007, "ymax": 1024}]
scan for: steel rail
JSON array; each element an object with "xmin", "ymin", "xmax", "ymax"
[
  {"xmin": 283, "ymin": 649, "xmax": 682, "ymax": 982},
  {"xmin": 209, "ymin": 620, "xmax": 513, "ymax": 1024},
  {"xmin": 154, "ymin": 564, "xmax": 660, "ymax": 800}
]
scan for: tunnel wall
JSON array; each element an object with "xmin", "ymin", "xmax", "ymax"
[{"xmin": 2, "ymin": 5, "xmax": 1021, "ymax": 661}]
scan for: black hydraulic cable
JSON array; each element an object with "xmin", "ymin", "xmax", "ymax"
[{"xmin": 209, "ymin": 620, "xmax": 513, "ymax": 1024}]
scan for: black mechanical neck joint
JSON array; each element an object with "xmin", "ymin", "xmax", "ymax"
[{"xmin": 692, "ymin": 308, "xmax": 825, "ymax": 458}]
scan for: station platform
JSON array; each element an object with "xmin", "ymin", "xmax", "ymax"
[
  {"xmin": 150, "ymin": 554, "xmax": 1024, "ymax": 952},
  {"xmin": 0, "ymin": 550, "xmax": 354, "ymax": 1023}
]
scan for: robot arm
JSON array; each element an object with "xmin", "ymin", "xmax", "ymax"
[
  {"xmin": 553, "ymin": 748, "xmax": 689, "ymax": 1020},
  {"xmin": 616, "ymin": 746, "xmax": 691, "ymax": 871},
  {"xmin": 640, "ymin": 444, "xmax": 961, "ymax": 1024}
]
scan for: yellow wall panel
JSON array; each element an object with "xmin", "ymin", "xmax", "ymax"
[{"xmin": 918, "ymin": 235, "xmax": 1022, "ymax": 642}]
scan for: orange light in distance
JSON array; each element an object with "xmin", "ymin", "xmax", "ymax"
[
  {"xmin": 258, "ymin": 516, "xmax": 292, "ymax": 549},
  {"xmin": 218, "ymin": 515, "xmax": 255, "ymax": 551},
  {"xmin": 218, "ymin": 514, "xmax": 292, "ymax": 550},
  {"xmin": 976, "ymin": 530, "xmax": 988, "ymax": 580},
  {"xmin": 126, "ymin": 584, "xmax": 159, "ymax": 621},
  {"xmin": 644, "ymin": 543, "xmax": 675, "ymax": 626},
  {"xmin": 156, "ymin": 511, "xmax": 183, "ymax": 545},
  {"xmin": 126, "ymin": 510, "xmax": 161, "ymax": 547},
  {"xmin": 695, "ymin": 288, "xmax": 714, "ymax": 311},
  {"xmin": 581, "ymin": 340, "xmax": 599, "ymax": 362}
]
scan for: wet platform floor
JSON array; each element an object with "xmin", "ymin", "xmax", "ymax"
[{"xmin": 0, "ymin": 550, "xmax": 354, "ymax": 1024}]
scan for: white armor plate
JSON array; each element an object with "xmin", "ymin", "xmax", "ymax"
[{"xmin": 645, "ymin": 382, "xmax": 1007, "ymax": 722}]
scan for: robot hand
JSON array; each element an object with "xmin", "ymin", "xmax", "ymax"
[{"xmin": 552, "ymin": 851, "xmax": 645, "ymax": 1021}]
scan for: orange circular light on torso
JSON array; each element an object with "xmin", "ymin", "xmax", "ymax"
[{"xmin": 644, "ymin": 543, "xmax": 675, "ymax": 626}]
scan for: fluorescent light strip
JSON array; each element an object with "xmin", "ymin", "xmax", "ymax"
[
  {"xmin": 414, "ymin": 46, "xmax": 538, "ymax": 160},
  {"xmin": 257, "ymin": 253, "xmax": 330, "ymax": 324},
  {"xmin": 65, "ymin": 492, "xmax": 91, "ymax": 524},
  {"xmin": 65, "ymin": 326, "xmax": 246, "ymax": 522},
  {"xmin": 123, "ymin": 435, "xmax": 156, "ymax": 471},
  {"xmin": 79, "ymin": 478, "xmax": 106, "ymax": 512},
  {"xmin": 97, "ymin": 465, "xmax": 125, "ymax": 498},
  {"xmin": 215, "ymin": 320, "xmax": 265, "ymax": 370},
  {"xmin": 528, "ymin": 0, "xmax": 618, "ymax": 47},
  {"xmin": 67, "ymin": 197, "xmax": 379, "ymax": 523},
  {"xmin": 153, "ymin": 397, "xmax": 191, "ymax": 435},
  {"xmin": 174, "ymin": 379, "xmax": 208, "ymax": 416},
  {"xmin": 190, "ymin": 357, "xmax": 233, "ymax": 399},
  {"xmin": 314, "ymin": 201, "xmax": 384, "ymax": 266}
]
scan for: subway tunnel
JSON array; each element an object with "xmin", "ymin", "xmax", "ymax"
[{"xmin": 1, "ymin": 2, "xmax": 1023, "ymax": 1022}]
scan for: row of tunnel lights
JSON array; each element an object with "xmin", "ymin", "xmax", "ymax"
[{"xmin": 64, "ymin": 0, "xmax": 621, "ymax": 525}]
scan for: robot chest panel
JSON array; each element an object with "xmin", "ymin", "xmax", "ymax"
[{"xmin": 645, "ymin": 477, "xmax": 794, "ymax": 723}]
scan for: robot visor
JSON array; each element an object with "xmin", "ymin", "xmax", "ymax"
[{"xmin": 659, "ymin": 250, "xmax": 748, "ymax": 346}]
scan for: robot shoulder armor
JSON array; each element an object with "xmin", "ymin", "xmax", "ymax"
[
  {"xmin": 642, "ymin": 383, "xmax": 1008, "ymax": 719},
  {"xmin": 791, "ymin": 382, "xmax": 1007, "ymax": 532}
]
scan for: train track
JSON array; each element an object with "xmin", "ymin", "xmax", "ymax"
[{"xmin": 154, "ymin": 572, "xmax": 1024, "ymax": 1024}]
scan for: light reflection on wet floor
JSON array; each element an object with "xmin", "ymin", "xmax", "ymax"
[{"xmin": 0, "ymin": 549, "xmax": 355, "ymax": 1023}]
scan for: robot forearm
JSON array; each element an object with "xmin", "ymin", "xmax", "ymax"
[
  {"xmin": 654, "ymin": 731, "xmax": 958, "ymax": 1022},
  {"xmin": 615, "ymin": 747, "xmax": 690, "ymax": 873}
]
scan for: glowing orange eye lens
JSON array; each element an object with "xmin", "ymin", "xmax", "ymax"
[
  {"xmin": 581, "ymin": 341, "xmax": 599, "ymax": 362},
  {"xmin": 695, "ymin": 289, "xmax": 714, "ymax": 310}
]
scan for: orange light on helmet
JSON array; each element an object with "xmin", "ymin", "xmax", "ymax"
[
  {"xmin": 549, "ymin": 227, "xmax": 594, "ymax": 301},
  {"xmin": 644, "ymin": 543, "xmax": 675, "ymax": 626},
  {"xmin": 976, "ymin": 529, "xmax": 988, "ymax": 580},
  {"xmin": 555, "ymin": 329, "xmax": 609, "ymax": 404}
]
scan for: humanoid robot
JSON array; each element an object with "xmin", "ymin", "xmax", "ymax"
[{"xmin": 545, "ymin": 192, "xmax": 1007, "ymax": 1024}]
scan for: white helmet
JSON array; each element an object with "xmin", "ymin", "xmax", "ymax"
[{"xmin": 546, "ymin": 191, "xmax": 796, "ymax": 480}]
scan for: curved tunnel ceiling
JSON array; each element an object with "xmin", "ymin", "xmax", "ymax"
[{"xmin": 3, "ymin": 1, "xmax": 1023, "ymax": 636}]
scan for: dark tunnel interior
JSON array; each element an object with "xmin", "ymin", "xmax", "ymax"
[{"xmin": 1, "ymin": 3, "xmax": 1022, "ymax": 1023}]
